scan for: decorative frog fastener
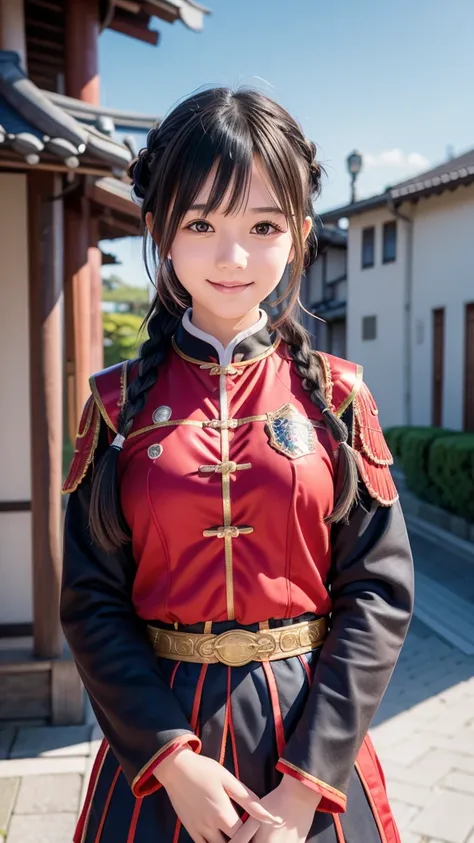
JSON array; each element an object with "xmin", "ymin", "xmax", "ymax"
[{"xmin": 266, "ymin": 403, "xmax": 318, "ymax": 459}]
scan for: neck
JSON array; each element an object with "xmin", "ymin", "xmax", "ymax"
[{"xmin": 189, "ymin": 303, "xmax": 262, "ymax": 348}]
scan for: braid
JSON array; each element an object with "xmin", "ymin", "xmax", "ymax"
[
  {"xmin": 278, "ymin": 316, "xmax": 361, "ymax": 523},
  {"xmin": 89, "ymin": 306, "xmax": 180, "ymax": 552}
]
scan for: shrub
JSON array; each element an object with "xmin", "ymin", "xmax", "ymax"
[
  {"xmin": 399, "ymin": 427, "xmax": 455, "ymax": 504},
  {"xmin": 428, "ymin": 435, "xmax": 474, "ymax": 522}
]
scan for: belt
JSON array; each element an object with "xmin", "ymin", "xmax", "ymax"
[{"xmin": 147, "ymin": 617, "xmax": 327, "ymax": 668}]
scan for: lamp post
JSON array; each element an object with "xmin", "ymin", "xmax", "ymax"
[{"xmin": 347, "ymin": 150, "xmax": 363, "ymax": 204}]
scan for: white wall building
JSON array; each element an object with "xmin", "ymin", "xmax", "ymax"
[{"xmin": 321, "ymin": 149, "xmax": 474, "ymax": 432}]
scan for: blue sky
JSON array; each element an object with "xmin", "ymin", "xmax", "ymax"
[{"xmin": 99, "ymin": 0, "xmax": 474, "ymax": 286}]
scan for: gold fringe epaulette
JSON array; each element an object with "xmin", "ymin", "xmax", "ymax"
[
  {"xmin": 62, "ymin": 395, "xmax": 101, "ymax": 494},
  {"xmin": 62, "ymin": 360, "xmax": 129, "ymax": 494},
  {"xmin": 318, "ymin": 352, "xmax": 398, "ymax": 506}
]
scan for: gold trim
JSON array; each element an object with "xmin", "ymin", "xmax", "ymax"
[
  {"xmin": 171, "ymin": 336, "xmax": 280, "ymax": 371},
  {"xmin": 277, "ymin": 759, "xmax": 347, "ymax": 803},
  {"xmin": 314, "ymin": 351, "xmax": 334, "ymax": 410},
  {"xmin": 76, "ymin": 395, "xmax": 95, "ymax": 439},
  {"xmin": 118, "ymin": 360, "xmax": 128, "ymax": 409},
  {"xmin": 131, "ymin": 735, "xmax": 201, "ymax": 795},
  {"xmin": 203, "ymin": 526, "xmax": 254, "ymax": 538},
  {"xmin": 353, "ymin": 399, "xmax": 393, "ymax": 466},
  {"xmin": 79, "ymin": 742, "xmax": 109, "ymax": 843},
  {"xmin": 62, "ymin": 407, "xmax": 101, "ymax": 495},
  {"xmin": 148, "ymin": 618, "xmax": 327, "ymax": 667},
  {"xmin": 128, "ymin": 419, "xmax": 204, "ymax": 439},
  {"xmin": 199, "ymin": 461, "xmax": 252, "ymax": 475},
  {"xmin": 89, "ymin": 376, "xmax": 118, "ymax": 433},
  {"xmin": 335, "ymin": 364, "xmax": 364, "ymax": 419}
]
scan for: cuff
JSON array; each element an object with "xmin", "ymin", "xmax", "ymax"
[
  {"xmin": 276, "ymin": 759, "xmax": 347, "ymax": 814},
  {"xmin": 132, "ymin": 733, "xmax": 202, "ymax": 797}
]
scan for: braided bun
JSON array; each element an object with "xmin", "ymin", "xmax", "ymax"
[{"xmin": 128, "ymin": 126, "xmax": 161, "ymax": 204}]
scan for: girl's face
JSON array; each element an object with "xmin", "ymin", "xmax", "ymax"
[{"xmin": 147, "ymin": 156, "xmax": 312, "ymax": 339}]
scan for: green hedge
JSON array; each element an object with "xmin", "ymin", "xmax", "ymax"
[
  {"xmin": 383, "ymin": 424, "xmax": 474, "ymax": 523},
  {"xmin": 399, "ymin": 428, "xmax": 454, "ymax": 504},
  {"xmin": 428, "ymin": 434, "xmax": 474, "ymax": 521}
]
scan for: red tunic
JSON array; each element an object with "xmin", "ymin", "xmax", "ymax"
[{"xmin": 64, "ymin": 321, "xmax": 397, "ymax": 628}]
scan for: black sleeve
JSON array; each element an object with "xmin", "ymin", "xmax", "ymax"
[
  {"xmin": 60, "ymin": 423, "xmax": 201, "ymax": 797},
  {"xmin": 276, "ymin": 486, "xmax": 414, "ymax": 812}
]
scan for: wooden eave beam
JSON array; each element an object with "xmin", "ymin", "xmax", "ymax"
[{"xmin": 108, "ymin": 10, "xmax": 159, "ymax": 44}]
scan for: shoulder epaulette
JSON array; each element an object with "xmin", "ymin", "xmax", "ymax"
[
  {"xmin": 317, "ymin": 352, "xmax": 398, "ymax": 506},
  {"xmin": 62, "ymin": 361, "xmax": 129, "ymax": 494}
]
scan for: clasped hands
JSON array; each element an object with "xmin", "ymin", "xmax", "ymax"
[{"xmin": 155, "ymin": 745, "xmax": 321, "ymax": 843}]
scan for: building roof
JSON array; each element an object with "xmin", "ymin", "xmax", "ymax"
[
  {"xmin": 105, "ymin": 0, "xmax": 211, "ymax": 44},
  {"xmin": 0, "ymin": 51, "xmax": 132, "ymax": 170},
  {"xmin": 45, "ymin": 93, "xmax": 158, "ymax": 133},
  {"xmin": 320, "ymin": 147, "xmax": 474, "ymax": 224}
]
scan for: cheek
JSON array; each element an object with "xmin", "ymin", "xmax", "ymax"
[{"xmin": 256, "ymin": 238, "xmax": 292, "ymax": 276}]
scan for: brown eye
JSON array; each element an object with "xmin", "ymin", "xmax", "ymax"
[
  {"xmin": 252, "ymin": 221, "xmax": 284, "ymax": 236},
  {"xmin": 187, "ymin": 221, "xmax": 213, "ymax": 233}
]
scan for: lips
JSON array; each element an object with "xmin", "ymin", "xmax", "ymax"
[{"xmin": 208, "ymin": 280, "xmax": 252, "ymax": 288}]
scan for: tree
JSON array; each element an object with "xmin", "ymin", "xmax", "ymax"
[{"xmin": 103, "ymin": 312, "xmax": 145, "ymax": 367}]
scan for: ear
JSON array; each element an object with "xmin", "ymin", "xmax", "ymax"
[
  {"xmin": 145, "ymin": 211, "xmax": 154, "ymax": 236},
  {"xmin": 287, "ymin": 216, "xmax": 313, "ymax": 264}
]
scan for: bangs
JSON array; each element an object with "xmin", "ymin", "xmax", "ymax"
[{"xmin": 164, "ymin": 120, "xmax": 255, "ymax": 234}]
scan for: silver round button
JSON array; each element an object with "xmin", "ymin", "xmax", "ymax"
[
  {"xmin": 152, "ymin": 406, "xmax": 172, "ymax": 424},
  {"xmin": 147, "ymin": 444, "xmax": 163, "ymax": 460}
]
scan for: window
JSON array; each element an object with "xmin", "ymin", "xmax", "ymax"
[
  {"xmin": 362, "ymin": 316, "xmax": 377, "ymax": 341},
  {"xmin": 382, "ymin": 220, "xmax": 397, "ymax": 263},
  {"xmin": 361, "ymin": 226, "xmax": 375, "ymax": 268}
]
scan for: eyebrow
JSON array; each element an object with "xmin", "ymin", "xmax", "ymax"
[{"xmin": 187, "ymin": 203, "xmax": 286, "ymax": 215}]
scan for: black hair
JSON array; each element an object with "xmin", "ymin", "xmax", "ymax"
[{"xmin": 89, "ymin": 86, "xmax": 360, "ymax": 551}]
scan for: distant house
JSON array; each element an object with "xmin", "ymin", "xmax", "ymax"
[
  {"xmin": 300, "ymin": 224, "xmax": 348, "ymax": 358},
  {"xmin": 320, "ymin": 149, "xmax": 474, "ymax": 432}
]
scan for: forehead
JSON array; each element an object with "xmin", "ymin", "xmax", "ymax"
[{"xmin": 193, "ymin": 156, "xmax": 280, "ymax": 213}]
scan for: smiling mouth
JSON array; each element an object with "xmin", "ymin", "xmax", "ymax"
[{"xmin": 207, "ymin": 280, "xmax": 253, "ymax": 291}]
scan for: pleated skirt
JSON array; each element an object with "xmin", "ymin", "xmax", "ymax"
[{"xmin": 74, "ymin": 617, "xmax": 400, "ymax": 843}]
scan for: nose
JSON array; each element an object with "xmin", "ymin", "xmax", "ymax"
[{"xmin": 215, "ymin": 239, "xmax": 248, "ymax": 271}]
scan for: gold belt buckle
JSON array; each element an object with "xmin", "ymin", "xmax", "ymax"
[{"xmin": 212, "ymin": 629, "xmax": 274, "ymax": 667}]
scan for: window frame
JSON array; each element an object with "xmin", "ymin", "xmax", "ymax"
[
  {"xmin": 382, "ymin": 220, "xmax": 397, "ymax": 264},
  {"xmin": 362, "ymin": 315, "xmax": 377, "ymax": 341},
  {"xmin": 361, "ymin": 225, "xmax": 375, "ymax": 270}
]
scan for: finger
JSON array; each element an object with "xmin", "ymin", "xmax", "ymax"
[
  {"xmin": 205, "ymin": 832, "xmax": 228, "ymax": 843},
  {"xmin": 219, "ymin": 810, "xmax": 243, "ymax": 837},
  {"xmin": 226, "ymin": 817, "xmax": 243, "ymax": 837},
  {"xmin": 223, "ymin": 776, "xmax": 282, "ymax": 826},
  {"xmin": 229, "ymin": 817, "xmax": 260, "ymax": 843}
]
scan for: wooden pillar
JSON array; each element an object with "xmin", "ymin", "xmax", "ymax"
[
  {"xmin": 64, "ymin": 194, "xmax": 92, "ymax": 434},
  {"xmin": 64, "ymin": 0, "xmax": 103, "ymax": 430},
  {"xmin": 89, "ymin": 217, "xmax": 104, "ymax": 373},
  {"xmin": 0, "ymin": 0, "xmax": 27, "ymax": 70},
  {"xmin": 27, "ymin": 172, "xmax": 63, "ymax": 659},
  {"xmin": 65, "ymin": 0, "xmax": 100, "ymax": 105}
]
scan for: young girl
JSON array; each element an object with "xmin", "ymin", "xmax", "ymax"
[{"xmin": 61, "ymin": 87, "xmax": 414, "ymax": 843}]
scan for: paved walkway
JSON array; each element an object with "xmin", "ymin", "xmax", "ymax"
[{"xmin": 1, "ymin": 526, "xmax": 474, "ymax": 842}]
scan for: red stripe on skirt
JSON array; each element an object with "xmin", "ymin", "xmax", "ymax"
[
  {"xmin": 126, "ymin": 799, "xmax": 143, "ymax": 843},
  {"xmin": 355, "ymin": 735, "xmax": 401, "ymax": 843},
  {"xmin": 261, "ymin": 660, "xmax": 285, "ymax": 758},
  {"xmin": 170, "ymin": 661, "xmax": 181, "ymax": 690},
  {"xmin": 94, "ymin": 766, "xmax": 121, "ymax": 843},
  {"xmin": 298, "ymin": 653, "xmax": 312, "ymax": 686},
  {"xmin": 333, "ymin": 813, "xmax": 346, "ymax": 843},
  {"xmin": 172, "ymin": 663, "xmax": 209, "ymax": 843},
  {"xmin": 74, "ymin": 740, "xmax": 108, "ymax": 843}
]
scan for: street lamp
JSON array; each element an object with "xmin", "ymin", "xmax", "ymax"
[{"xmin": 346, "ymin": 150, "xmax": 363, "ymax": 204}]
